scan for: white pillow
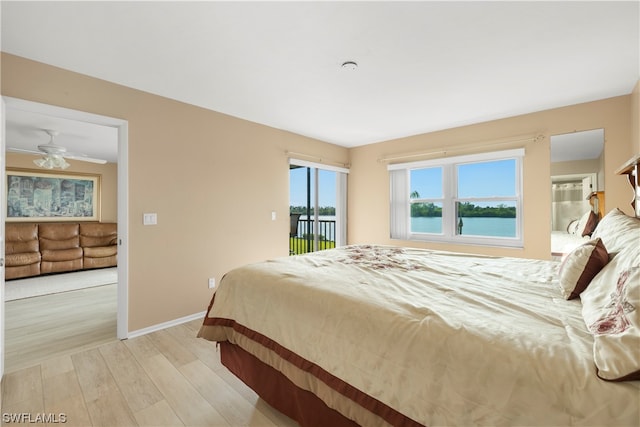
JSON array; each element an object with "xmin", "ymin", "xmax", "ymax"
[
  {"xmin": 581, "ymin": 244, "xmax": 640, "ymax": 381},
  {"xmin": 558, "ymin": 238, "xmax": 609, "ymax": 300},
  {"xmin": 591, "ymin": 208, "xmax": 640, "ymax": 256}
]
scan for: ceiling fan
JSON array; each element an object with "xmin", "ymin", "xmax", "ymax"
[{"xmin": 8, "ymin": 129, "xmax": 107, "ymax": 169}]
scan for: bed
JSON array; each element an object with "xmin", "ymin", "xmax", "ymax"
[
  {"xmin": 199, "ymin": 209, "xmax": 639, "ymax": 426},
  {"xmin": 551, "ymin": 210, "xmax": 598, "ymax": 259}
]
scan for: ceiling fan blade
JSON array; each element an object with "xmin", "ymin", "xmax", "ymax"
[
  {"xmin": 10, "ymin": 130, "xmax": 109, "ymax": 165},
  {"xmin": 7, "ymin": 147, "xmax": 42, "ymax": 155},
  {"xmin": 63, "ymin": 154, "xmax": 108, "ymax": 164}
]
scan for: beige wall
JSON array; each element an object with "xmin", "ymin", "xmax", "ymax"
[
  {"xmin": 348, "ymin": 95, "xmax": 634, "ymax": 260},
  {"xmin": 5, "ymin": 153, "xmax": 118, "ymax": 222},
  {"xmin": 1, "ymin": 53, "xmax": 349, "ymax": 331}
]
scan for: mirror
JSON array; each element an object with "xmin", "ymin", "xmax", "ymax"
[{"xmin": 549, "ymin": 129, "xmax": 604, "ymax": 257}]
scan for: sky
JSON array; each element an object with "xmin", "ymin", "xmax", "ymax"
[
  {"xmin": 289, "ymin": 167, "xmax": 336, "ymax": 207},
  {"xmin": 410, "ymin": 159, "xmax": 516, "ymax": 199},
  {"xmin": 290, "ymin": 159, "xmax": 516, "ymax": 208}
]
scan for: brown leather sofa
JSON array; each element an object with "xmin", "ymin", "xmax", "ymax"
[{"xmin": 5, "ymin": 222, "xmax": 117, "ymax": 280}]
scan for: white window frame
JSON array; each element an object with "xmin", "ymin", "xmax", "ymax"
[{"xmin": 389, "ymin": 149, "xmax": 524, "ymax": 248}]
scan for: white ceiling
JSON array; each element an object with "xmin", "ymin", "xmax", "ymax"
[
  {"xmin": 1, "ymin": 1, "xmax": 638, "ymax": 163},
  {"xmin": 5, "ymin": 102, "xmax": 119, "ymax": 163},
  {"xmin": 550, "ymin": 129, "xmax": 604, "ymax": 163}
]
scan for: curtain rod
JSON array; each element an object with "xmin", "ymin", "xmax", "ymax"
[
  {"xmin": 286, "ymin": 151, "xmax": 351, "ymax": 168},
  {"xmin": 377, "ymin": 134, "xmax": 545, "ymax": 163}
]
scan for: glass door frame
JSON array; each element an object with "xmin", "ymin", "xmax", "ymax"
[{"xmin": 289, "ymin": 158, "xmax": 348, "ymax": 254}]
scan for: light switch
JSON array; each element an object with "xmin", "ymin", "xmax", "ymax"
[
  {"xmin": 143, "ymin": 213, "xmax": 158, "ymax": 225},
  {"xmin": 271, "ymin": 211, "xmax": 277, "ymax": 221}
]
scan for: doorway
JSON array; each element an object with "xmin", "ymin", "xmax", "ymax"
[
  {"xmin": 289, "ymin": 159, "xmax": 348, "ymax": 255},
  {"xmin": 1, "ymin": 97, "xmax": 128, "ymax": 374},
  {"xmin": 551, "ymin": 173, "xmax": 597, "ymax": 232}
]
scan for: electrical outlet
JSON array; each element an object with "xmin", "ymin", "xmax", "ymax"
[{"xmin": 208, "ymin": 277, "xmax": 216, "ymax": 289}]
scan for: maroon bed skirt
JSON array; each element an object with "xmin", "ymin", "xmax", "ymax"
[{"xmin": 220, "ymin": 341, "xmax": 361, "ymax": 427}]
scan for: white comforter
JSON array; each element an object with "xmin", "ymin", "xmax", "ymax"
[{"xmin": 201, "ymin": 245, "xmax": 640, "ymax": 426}]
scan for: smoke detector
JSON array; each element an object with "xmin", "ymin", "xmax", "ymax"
[{"xmin": 341, "ymin": 61, "xmax": 358, "ymax": 71}]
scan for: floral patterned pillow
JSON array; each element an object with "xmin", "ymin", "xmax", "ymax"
[{"xmin": 581, "ymin": 246, "xmax": 640, "ymax": 381}]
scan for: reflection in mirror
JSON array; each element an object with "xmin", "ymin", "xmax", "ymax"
[{"xmin": 549, "ymin": 129, "xmax": 604, "ymax": 258}]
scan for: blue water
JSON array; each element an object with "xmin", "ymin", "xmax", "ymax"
[{"xmin": 411, "ymin": 217, "xmax": 516, "ymax": 237}]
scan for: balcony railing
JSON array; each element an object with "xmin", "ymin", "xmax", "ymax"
[{"xmin": 290, "ymin": 217, "xmax": 336, "ymax": 255}]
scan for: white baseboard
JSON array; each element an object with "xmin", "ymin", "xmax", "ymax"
[{"xmin": 126, "ymin": 311, "xmax": 206, "ymax": 339}]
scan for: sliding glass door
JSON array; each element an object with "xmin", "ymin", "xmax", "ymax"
[{"xmin": 289, "ymin": 159, "xmax": 347, "ymax": 255}]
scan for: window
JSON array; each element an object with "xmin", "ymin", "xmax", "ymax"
[
  {"xmin": 389, "ymin": 149, "xmax": 523, "ymax": 247},
  {"xmin": 289, "ymin": 159, "xmax": 348, "ymax": 255}
]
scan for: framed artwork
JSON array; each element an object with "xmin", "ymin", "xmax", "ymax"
[{"xmin": 6, "ymin": 168, "xmax": 101, "ymax": 222}]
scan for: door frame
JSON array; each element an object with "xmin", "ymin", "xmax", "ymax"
[
  {"xmin": 1, "ymin": 97, "xmax": 6, "ymax": 377},
  {"xmin": 1, "ymin": 97, "xmax": 129, "ymax": 375},
  {"xmin": 289, "ymin": 158, "xmax": 349, "ymax": 252}
]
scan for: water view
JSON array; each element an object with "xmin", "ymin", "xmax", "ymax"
[{"xmin": 411, "ymin": 216, "xmax": 516, "ymax": 237}]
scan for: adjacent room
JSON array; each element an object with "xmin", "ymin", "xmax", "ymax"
[
  {"xmin": 0, "ymin": 1, "xmax": 638, "ymax": 426},
  {"xmin": 3, "ymin": 109, "xmax": 120, "ymax": 372}
]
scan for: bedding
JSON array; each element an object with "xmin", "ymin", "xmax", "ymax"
[
  {"xmin": 551, "ymin": 230, "xmax": 589, "ymax": 257},
  {"xmin": 581, "ymin": 208, "xmax": 640, "ymax": 381},
  {"xmin": 199, "ymin": 241, "xmax": 640, "ymax": 426},
  {"xmin": 558, "ymin": 237, "xmax": 609, "ymax": 299},
  {"xmin": 552, "ymin": 210, "xmax": 599, "ymax": 257}
]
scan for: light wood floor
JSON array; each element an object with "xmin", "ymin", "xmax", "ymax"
[
  {"xmin": 2, "ymin": 286, "xmax": 298, "ymax": 426},
  {"xmin": 5, "ymin": 283, "xmax": 118, "ymax": 373},
  {"xmin": 2, "ymin": 319, "xmax": 297, "ymax": 426}
]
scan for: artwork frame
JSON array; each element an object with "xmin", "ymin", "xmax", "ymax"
[{"xmin": 6, "ymin": 168, "xmax": 101, "ymax": 222}]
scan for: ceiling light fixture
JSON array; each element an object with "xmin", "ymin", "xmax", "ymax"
[
  {"xmin": 34, "ymin": 154, "xmax": 70, "ymax": 170},
  {"xmin": 32, "ymin": 129, "xmax": 71, "ymax": 170},
  {"xmin": 341, "ymin": 61, "xmax": 358, "ymax": 71}
]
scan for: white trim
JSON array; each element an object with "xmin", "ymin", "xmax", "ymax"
[
  {"xmin": 390, "ymin": 149, "xmax": 524, "ymax": 247},
  {"xmin": 289, "ymin": 158, "xmax": 350, "ymax": 174},
  {"xmin": 2, "ymin": 96, "xmax": 130, "ymax": 339},
  {"xmin": 551, "ymin": 172, "xmax": 598, "ymax": 187},
  {"xmin": 4, "ymin": 97, "xmax": 124, "ymax": 127},
  {"xmin": 388, "ymin": 148, "xmax": 525, "ymax": 171},
  {"xmin": 127, "ymin": 311, "xmax": 207, "ymax": 339},
  {"xmin": 0, "ymin": 97, "xmax": 6, "ymax": 379},
  {"xmin": 116, "ymin": 123, "xmax": 129, "ymax": 339},
  {"xmin": 335, "ymin": 172, "xmax": 348, "ymax": 246}
]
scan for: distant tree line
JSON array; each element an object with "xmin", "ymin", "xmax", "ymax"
[
  {"xmin": 290, "ymin": 206, "xmax": 336, "ymax": 216},
  {"xmin": 457, "ymin": 202, "xmax": 516, "ymax": 218},
  {"xmin": 411, "ymin": 201, "xmax": 515, "ymax": 218},
  {"xmin": 411, "ymin": 202, "xmax": 443, "ymax": 217}
]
